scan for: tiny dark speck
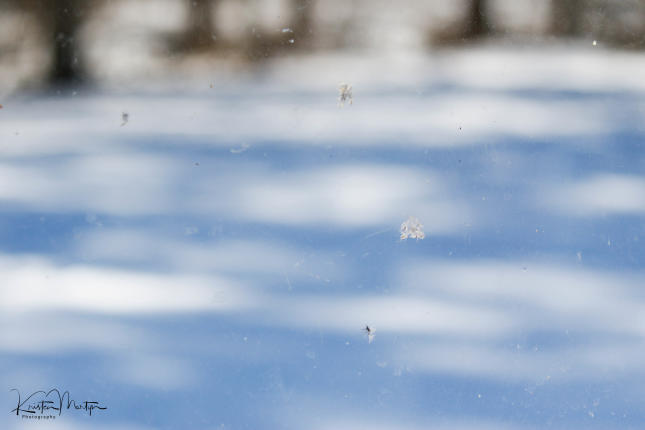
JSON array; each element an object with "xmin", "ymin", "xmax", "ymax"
[
  {"xmin": 458, "ymin": 159, "xmax": 462, "ymax": 163},
  {"xmin": 194, "ymin": 162, "xmax": 200, "ymax": 166}
]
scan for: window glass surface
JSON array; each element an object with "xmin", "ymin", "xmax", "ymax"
[{"xmin": 1, "ymin": 1, "xmax": 644, "ymax": 429}]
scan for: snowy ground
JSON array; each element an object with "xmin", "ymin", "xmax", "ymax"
[{"xmin": 1, "ymin": 45, "xmax": 645, "ymax": 429}]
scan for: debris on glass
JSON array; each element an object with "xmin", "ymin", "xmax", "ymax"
[
  {"xmin": 338, "ymin": 83, "xmax": 353, "ymax": 107},
  {"xmin": 364, "ymin": 325, "xmax": 375, "ymax": 344},
  {"xmin": 400, "ymin": 216, "xmax": 425, "ymax": 240},
  {"xmin": 184, "ymin": 226, "xmax": 199, "ymax": 236},
  {"xmin": 121, "ymin": 112, "xmax": 129, "ymax": 126},
  {"xmin": 230, "ymin": 143, "xmax": 250, "ymax": 154},
  {"xmin": 85, "ymin": 213, "xmax": 102, "ymax": 227},
  {"xmin": 282, "ymin": 28, "xmax": 293, "ymax": 33}
]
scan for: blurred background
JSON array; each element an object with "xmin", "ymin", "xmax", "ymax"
[
  {"xmin": 1, "ymin": 0, "xmax": 645, "ymax": 92},
  {"xmin": 1, "ymin": 2, "xmax": 645, "ymax": 430}
]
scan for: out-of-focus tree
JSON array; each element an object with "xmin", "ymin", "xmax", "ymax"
[
  {"xmin": 290, "ymin": 0, "xmax": 315, "ymax": 47},
  {"xmin": 169, "ymin": 0, "xmax": 218, "ymax": 53},
  {"xmin": 244, "ymin": 0, "xmax": 316, "ymax": 61},
  {"xmin": 5, "ymin": 0, "xmax": 94, "ymax": 85},
  {"xmin": 550, "ymin": 0, "xmax": 585, "ymax": 36},
  {"xmin": 464, "ymin": 0, "xmax": 491, "ymax": 38},
  {"xmin": 429, "ymin": 0, "xmax": 491, "ymax": 45},
  {"xmin": 46, "ymin": 0, "xmax": 86, "ymax": 83},
  {"xmin": 588, "ymin": 0, "xmax": 645, "ymax": 49}
]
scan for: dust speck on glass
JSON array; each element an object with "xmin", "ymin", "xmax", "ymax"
[
  {"xmin": 364, "ymin": 325, "xmax": 375, "ymax": 344},
  {"xmin": 400, "ymin": 216, "xmax": 425, "ymax": 241},
  {"xmin": 337, "ymin": 83, "xmax": 353, "ymax": 107},
  {"xmin": 1, "ymin": 1, "xmax": 643, "ymax": 430}
]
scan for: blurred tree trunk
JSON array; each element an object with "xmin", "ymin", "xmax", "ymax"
[
  {"xmin": 12, "ymin": 0, "xmax": 89, "ymax": 85},
  {"xmin": 290, "ymin": 0, "xmax": 314, "ymax": 47},
  {"xmin": 173, "ymin": 0, "xmax": 217, "ymax": 52},
  {"xmin": 244, "ymin": 0, "xmax": 314, "ymax": 61},
  {"xmin": 429, "ymin": 0, "xmax": 490, "ymax": 45},
  {"xmin": 48, "ymin": 0, "xmax": 85, "ymax": 83},
  {"xmin": 550, "ymin": 0, "xmax": 585, "ymax": 36},
  {"xmin": 465, "ymin": 0, "xmax": 490, "ymax": 38}
]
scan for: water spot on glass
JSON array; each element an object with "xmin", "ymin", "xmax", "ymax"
[
  {"xmin": 230, "ymin": 143, "xmax": 250, "ymax": 154},
  {"xmin": 184, "ymin": 226, "xmax": 199, "ymax": 236},
  {"xmin": 85, "ymin": 213, "xmax": 102, "ymax": 227}
]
